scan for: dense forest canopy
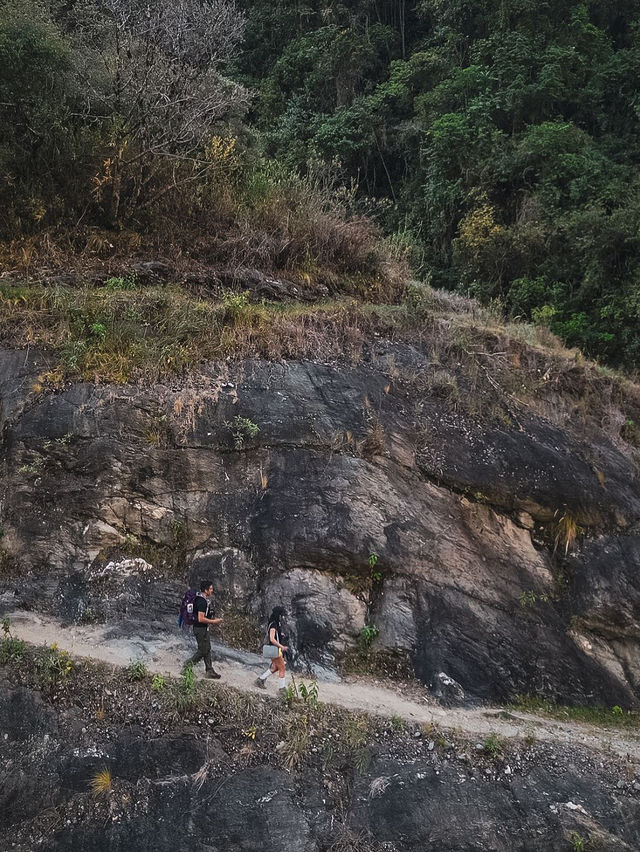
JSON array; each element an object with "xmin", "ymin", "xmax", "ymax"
[
  {"xmin": 2, "ymin": 0, "xmax": 640, "ymax": 367},
  {"xmin": 236, "ymin": 0, "xmax": 640, "ymax": 367}
]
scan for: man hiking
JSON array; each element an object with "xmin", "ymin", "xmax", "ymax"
[{"xmin": 185, "ymin": 580, "xmax": 222, "ymax": 679}]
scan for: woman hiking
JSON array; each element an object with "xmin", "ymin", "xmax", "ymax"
[{"xmin": 255, "ymin": 606, "xmax": 288, "ymax": 696}]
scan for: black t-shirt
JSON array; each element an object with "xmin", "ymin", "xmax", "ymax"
[
  {"xmin": 194, "ymin": 595, "xmax": 212, "ymax": 626},
  {"xmin": 268, "ymin": 621, "xmax": 281, "ymax": 645}
]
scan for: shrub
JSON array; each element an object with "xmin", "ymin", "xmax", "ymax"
[
  {"xmin": 286, "ymin": 678, "xmax": 319, "ymax": 708},
  {"xmin": 281, "ymin": 712, "xmax": 310, "ymax": 768},
  {"xmin": 620, "ymin": 418, "xmax": 640, "ymax": 448},
  {"xmin": 171, "ymin": 663, "xmax": 199, "ymax": 712},
  {"xmin": 298, "ymin": 681, "xmax": 319, "ymax": 707},
  {"xmin": 125, "ymin": 660, "xmax": 148, "ymax": 682},
  {"xmin": 360, "ymin": 625, "xmax": 379, "ymax": 647},
  {"xmin": 34, "ymin": 643, "xmax": 73, "ymax": 693},
  {"xmin": 222, "ymin": 291, "xmax": 251, "ymax": 323},
  {"xmin": 569, "ymin": 832, "xmax": 585, "ymax": 852},
  {"xmin": 151, "ymin": 674, "xmax": 165, "ymax": 692},
  {"xmin": 483, "ymin": 732, "xmax": 504, "ymax": 758},
  {"xmin": 218, "ymin": 609, "xmax": 262, "ymax": 652},
  {"xmin": 390, "ymin": 715, "xmax": 405, "ymax": 732},
  {"xmin": 225, "ymin": 415, "xmax": 260, "ymax": 449},
  {"xmin": 0, "ymin": 0, "xmax": 87, "ymax": 237},
  {"xmin": 358, "ymin": 420, "xmax": 385, "ymax": 457},
  {"xmin": 0, "ymin": 617, "xmax": 26, "ymax": 664}
]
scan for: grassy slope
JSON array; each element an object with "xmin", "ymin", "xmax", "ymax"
[{"xmin": 1, "ymin": 272, "xmax": 639, "ymax": 455}]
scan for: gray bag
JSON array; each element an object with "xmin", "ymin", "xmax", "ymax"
[{"xmin": 262, "ymin": 644, "xmax": 279, "ymax": 659}]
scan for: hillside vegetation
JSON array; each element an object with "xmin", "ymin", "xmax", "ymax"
[
  {"xmin": 238, "ymin": 0, "xmax": 640, "ymax": 367},
  {"xmin": 2, "ymin": 0, "xmax": 640, "ymax": 369}
]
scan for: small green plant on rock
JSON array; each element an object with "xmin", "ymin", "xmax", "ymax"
[
  {"xmin": 172, "ymin": 663, "xmax": 198, "ymax": 712},
  {"xmin": 126, "ymin": 660, "xmax": 148, "ymax": 682},
  {"xmin": 345, "ymin": 552, "xmax": 384, "ymax": 605},
  {"xmin": 18, "ymin": 455, "xmax": 44, "ymax": 476},
  {"xmin": 152, "ymin": 674, "xmax": 166, "ymax": 692},
  {"xmin": 360, "ymin": 624, "xmax": 379, "ymax": 646},
  {"xmin": 368, "ymin": 552, "xmax": 382, "ymax": 584},
  {"xmin": 35, "ymin": 643, "xmax": 73, "ymax": 693},
  {"xmin": 225, "ymin": 415, "xmax": 260, "ymax": 449},
  {"xmin": 0, "ymin": 617, "xmax": 26, "ymax": 664},
  {"xmin": 144, "ymin": 411, "xmax": 169, "ymax": 446},
  {"xmin": 519, "ymin": 589, "xmax": 550, "ymax": 608},
  {"xmin": 569, "ymin": 831, "xmax": 585, "ymax": 852},
  {"xmin": 483, "ymin": 732, "xmax": 504, "ymax": 758}
]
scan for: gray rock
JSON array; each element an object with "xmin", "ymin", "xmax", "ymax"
[
  {"xmin": 434, "ymin": 672, "xmax": 466, "ymax": 706},
  {"xmin": 2, "ymin": 347, "xmax": 640, "ymax": 705}
]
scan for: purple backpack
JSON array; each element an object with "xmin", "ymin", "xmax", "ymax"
[{"xmin": 178, "ymin": 588, "xmax": 197, "ymax": 629}]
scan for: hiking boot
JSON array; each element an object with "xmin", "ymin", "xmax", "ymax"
[
  {"xmin": 278, "ymin": 688, "xmax": 288, "ymax": 703},
  {"xmin": 205, "ymin": 669, "xmax": 221, "ymax": 680},
  {"xmin": 255, "ymin": 677, "xmax": 266, "ymax": 689}
]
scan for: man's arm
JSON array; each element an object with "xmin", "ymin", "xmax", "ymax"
[{"xmin": 197, "ymin": 610, "xmax": 222, "ymax": 626}]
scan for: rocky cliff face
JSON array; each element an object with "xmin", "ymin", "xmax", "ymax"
[
  {"xmin": 2, "ymin": 666, "xmax": 640, "ymax": 852},
  {"xmin": 1, "ymin": 337, "xmax": 640, "ymax": 706}
]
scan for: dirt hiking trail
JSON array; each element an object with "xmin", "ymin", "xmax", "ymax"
[{"xmin": 7, "ymin": 610, "xmax": 640, "ymax": 762}]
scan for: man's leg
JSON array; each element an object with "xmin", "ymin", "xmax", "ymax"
[
  {"xmin": 201, "ymin": 630, "xmax": 212, "ymax": 670},
  {"xmin": 187, "ymin": 630, "xmax": 203, "ymax": 666},
  {"xmin": 188, "ymin": 627, "xmax": 205, "ymax": 666},
  {"xmin": 188, "ymin": 627, "xmax": 219, "ymax": 677},
  {"xmin": 197, "ymin": 628, "xmax": 221, "ymax": 679}
]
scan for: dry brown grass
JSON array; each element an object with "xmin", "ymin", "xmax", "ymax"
[
  {"xmin": 326, "ymin": 824, "xmax": 380, "ymax": 852},
  {"xmin": 553, "ymin": 513, "xmax": 582, "ymax": 555},
  {"xmin": 2, "ymin": 275, "xmax": 640, "ymax": 454},
  {"xmin": 400, "ymin": 283, "xmax": 640, "ymax": 445},
  {"xmin": 90, "ymin": 768, "xmax": 112, "ymax": 797},
  {"xmin": 358, "ymin": 419, "xmax": 386, "ymax": 458},
  {"xmin": 0, "ymin": 159, "xmax": 408, "ymax": 304}
]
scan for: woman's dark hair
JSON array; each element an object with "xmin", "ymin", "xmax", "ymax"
[
  {"xmin": 269, "ymin": 606, "xmax": 286, "ymax": 625},
  {"xmin": 200, "ymin": 579, "xmax": 213, "ymax": 592}
]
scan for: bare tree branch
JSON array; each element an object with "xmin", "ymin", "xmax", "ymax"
[{"xmin": 69, "ymin": 0, "xmax": 248, "ymax": 220}]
